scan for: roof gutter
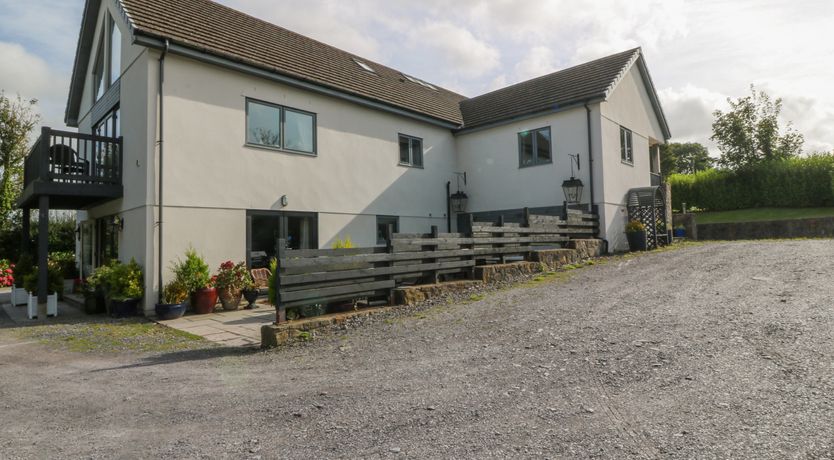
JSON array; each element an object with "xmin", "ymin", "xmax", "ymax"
[
  {"xmin": 132, "ymin": 33, "xmax": 461, "ymax": 130},
  {"xmin": 453, "ymin": 98, "xmax": 605, "ymax": 136}
]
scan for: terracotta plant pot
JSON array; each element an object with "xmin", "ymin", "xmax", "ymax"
[
  {"xmin": 218, "ymin": 287, "xmax": 242, "ymax": 311},
  {"xmin": 191, "ymin": 287, "xmax": 218, "ymax": 314}
]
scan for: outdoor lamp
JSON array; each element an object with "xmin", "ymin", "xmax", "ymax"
[
  {"xmin": 561, "ymin": 153, "xmax": 583, "ymax": 204},
  {"xmin": 110, "ymin": 216, "xmax": 124, "ymax": 231},
  {"xmin": 450, "ymin": 190, "xmax": 469, "ymax": 213},
  {"xmin": 561, "ymin": 177, "xmax": 584, "ymax": 204}
]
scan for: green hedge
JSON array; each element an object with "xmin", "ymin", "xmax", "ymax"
[{"xmin": 669, "ymin": 155, "xmax": 834, "ymax": 211}]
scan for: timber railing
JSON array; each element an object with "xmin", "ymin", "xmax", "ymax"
[
  {"xmin": 22, "ymin": 127, "xmax": 123, "ymax": 189},
  {"xmin": 272, "ymin": 209, "xmax": 599, "ymax": 323}
]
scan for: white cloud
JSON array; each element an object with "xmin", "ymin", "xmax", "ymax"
[
  {"xmin": 406, "ymin": 22, "xmax": 499, "ymax": 79},
  {"xmin": 0, "ymin": 42, "xmax": 67, "ymax": 128},
  {"xmin": 658, "ymin": 85, "xmax": 728, "ymax": 154}
]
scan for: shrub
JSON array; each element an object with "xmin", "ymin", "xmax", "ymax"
[
  {"xmin": 171, "ymin": 249, "xmax": 211, "ymax": 293},
  {"xmin": 669, "ymin": 154, "xmax": 834, "ymax": 211},
  {"xmin": 332, "ymin": 236, "xmax": 353, "ymax": 249},
  {"xmin": 267, "ymin": 257, "xmax": 278, "ymax": 306},
  {"xmin": 14, "ymin": 253, "xmax": 34, "ymax": 287},
  {"xmin": 0, "ymin": 259, "xmax": 14, "ymax": 288},
  {"xmin": 625, "ymin": 220, "xmax": 646, "ymax": 233},
  {"xmin": 50, "ymin": 251, "xmax": 78, "ymax": 279},
  {"xmin": 105, "ymin": 259, "xmax": 144, "ymax": 301},
  {"xmin": 214, "ymin": 260, "xmax": 251, "ymax": 292},
  {"xmin": 23, "ymin": 261, "xmax": 63, "ymax": 294},
  {"xmin": 162, "ymin": 279, "xmax": 189, "ymax": 304}
]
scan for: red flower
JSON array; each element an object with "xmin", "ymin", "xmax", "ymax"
[{"xmin": 4, "ymin": 269, "xmax": 12, "ymax": 274}]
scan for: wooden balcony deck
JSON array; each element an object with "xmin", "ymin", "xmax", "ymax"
[{"xmin": 17, "ymin": 127, "xmax": 123, "ymax": 210}]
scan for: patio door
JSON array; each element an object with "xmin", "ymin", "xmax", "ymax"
[
  {"xmin": 95, "ymin": 217, "xmax": 119, "ymax": 267},
  {"xmin": 80, "ymin": 221, "xmax": 94, "ymax": 278},
  {"xmin": 246, "ymin": 211, "xmax": 317, "ymax": 268}
]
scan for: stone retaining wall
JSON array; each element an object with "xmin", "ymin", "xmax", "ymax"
[{"xmin": 392, "ymin": 280, "xmax": 481, "ymax": 305}]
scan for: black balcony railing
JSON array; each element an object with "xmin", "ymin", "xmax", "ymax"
[{"xmin": 23, "ymin": 127, "xmax": 122, "ymax": 190}]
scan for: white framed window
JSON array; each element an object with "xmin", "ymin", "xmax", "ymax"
[
  {"xmin": 245, "ymin": 99, "xmax": 317, "ymax": 155},
  {"xmin": 398, "ymin": 134, "xmax": 423, "ymax": 168},
  {"xmin": 620, "ymin": 126, "xmax": 634, "ymax": 164},
  {"xmin": 518, "ymin": 127, "xmax": 552, "ymax": 167}
]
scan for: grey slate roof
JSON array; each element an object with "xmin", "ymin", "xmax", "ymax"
[
  {"xmin": 459, "ymin": 49, "xmax": 640, "ymax": 130},
  {"xmin": 67, "ymin": 0, "xmax": 669, "ymax": 138},
  {"xmin": 119, "ymin": 0, "xmax": 468, "ymax": 125}
]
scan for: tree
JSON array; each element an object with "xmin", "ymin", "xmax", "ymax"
[
  {"xmin": 0, "ymin": 92, "xmax": 39, "ymax": 230},
  {"xmin": 660, "ymin": 142, "xmax": 713, "ymax": 176},
  {"xmin": 711, "ymin": 85, "xmax": 804, "ymax": 170}
]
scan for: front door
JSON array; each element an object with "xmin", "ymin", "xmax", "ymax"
[{"xmin": 246, "ymin": 211, "xmax": 317, "ymax": 268}]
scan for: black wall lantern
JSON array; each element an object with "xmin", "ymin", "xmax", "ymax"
[
  {"xmin": 561, "ymin": 153, "xmax": 584, "ymax": 204},
  {"xmin": 110, "ymin": 215, "xmax": 124, "ymax": 232},
  {"xmin": 450, "ymin": 171, "xmax": 468, "ymax": 213}
]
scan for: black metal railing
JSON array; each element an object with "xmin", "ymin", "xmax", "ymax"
[{"xmin": 23, "ymin": 127, "xmax": 122, "ymax": 189}]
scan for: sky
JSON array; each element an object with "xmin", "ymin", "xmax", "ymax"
[{"xmin": 0, "ymin": 0, "xmax": 832, "ymax": 155}]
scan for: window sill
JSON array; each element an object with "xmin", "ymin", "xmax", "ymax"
[
  {"xmin": 244, "ymin": 143, "xmax": 317, "ymax": 157},
  {"xmin": 398, "ymin": 162, "xmax": 424, "ymax": 169},
  {"xmin": 621, "ymin": 160, "xmax": 634, "ymax": 166},
  {"xmin": 519, "ymin": 160, "xmax": 553, "ymax": 169}
]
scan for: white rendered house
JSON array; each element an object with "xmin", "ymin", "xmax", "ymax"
[{"xmin": 18, "ymin": 0, "xmax": 670, "ymax": 314}]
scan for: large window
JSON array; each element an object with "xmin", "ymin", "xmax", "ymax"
[
  {"xmin": 620, "ymin": 126, "xmax": 633, "ymax": 164},
  {"xmin": 518, "ymin": 127, "xmax": 552, "ymax": 167},
  {"xmin": 245, "ymin": 99, "xmax": 317, "ymax": 154},
  {"xmin": 246, "ymin": 211, "xmax": 318, "ymax": 268},
  {"xmin": 94, "ymin": 107, "xmax": 120, "ymax": 138},
  {"xmin": 398, "ymin": 134, "xmax": 423, "ymax": 167},
  {"xmin": 92, "ymin": 14, "xmax": 122, "ymax": 103},
  {"xmin": 376, "ymin": 215, "xmax": 399, "ymax": 245}
]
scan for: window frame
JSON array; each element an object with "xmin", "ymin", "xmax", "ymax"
[
  {"xmin": 397, "ymin": 133, "xmax": 424, "ymax": 168},
  {"xmin": 92, "ymin": 14, "xmax": 121, "ymax": 104},
  {"xmin": 620, "ymin": 126, "xmax": 634, "ymax": 165},
  {"xmin": 244, "ymin": 98, "xmax": 318, "ymax": 156},
  {"xmin": 376, "ymin": 215, "xmax": 400, "ymax": 245},
  {"xmin": 517, "ymin": 126, "xmax": 552, "ymax": 168}
]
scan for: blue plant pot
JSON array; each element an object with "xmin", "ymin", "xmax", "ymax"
[
  {"xmin": 673, "ymin": 228, "xmax": 686, "ymax": 238},
  {"xmin": 155, "ymin": 302, "xmax": 187, "ymax": 320},
  {"xmin": 110, "ymin": 298, "xmax": 141, "ymax": 318}
]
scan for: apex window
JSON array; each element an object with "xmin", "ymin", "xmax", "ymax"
[
  {"xmin": 518, "ymin": 127, "xmax": 552, "ymax": 167},
  {"xmin": 245, "ymin": 99, "xmax": 317, "ymax": 155},
  {"xmin": 398, "ymin": 134, "xmax": 423, "ymax": 168},
  {"xmin": 620, "ymin": 126, "xmax": 633, "ymax": 164},
  {"xmin": 92, "ymin": 13, "xmax": 122, "ymax": 103}
]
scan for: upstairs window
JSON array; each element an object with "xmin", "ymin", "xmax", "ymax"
[
  {"xmin": 518, "ymin": 127, "xmax": 552, "ymax": 167},
  {"xmin": 620, "ymin": 126, "xmax": 633, "ymax": 164},
  {"xmin": 92, "ymin": 13, "xmax": 122, "ymax": 103},
  {"xmin": 245, "ymin": 99, "xmax": 317, "ymax": 154},
  {"xmin": 398, "ymin": 134, "xmax": 423, "ymax": 168}
]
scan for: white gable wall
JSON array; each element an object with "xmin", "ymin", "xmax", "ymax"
[{"xmin": 598, "ymin": 63, "xmax": 666, "ymax": 251}]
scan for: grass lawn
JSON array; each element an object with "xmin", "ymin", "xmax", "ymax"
[
  {"xmin": 13, "ymin": 318, "xmax": 209, "ymax": 353},
  {"xmin": 694, "ymin": 207, "xmax": 834, "ymax": 224}
]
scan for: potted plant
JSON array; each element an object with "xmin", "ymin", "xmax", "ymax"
[
  {"xmin": 173, "ymin": 249, "xmax": 216, "ymax": 315},
  {"xmin": 625, "ymin": 219, "xmax": 647, "ymax": 252},
  {"xmin": 215, "ymin": 260, "xmax": 249, "ymax": 311},
  {"xmin": 12, "ymin": 254, "xmax": 34, "ymax": 306},
  {"xmin": 23, "ymin": 261, "xmax": 63, "ymax": 318},
  {"xmin": 241, "ymin": 269, "xmax": 259, "ymax": 310},
  {"xmin": 155, "ymin": 279, "xmax": 189, "ymax": 320},
  {"xmin": 82, "ymin": 266, "xmax": 109, "ymax": 314},
  {"xmin": 674, "ymin": 225, "xmax": 686, "ymax": 238},
  {"xmin": 106, "ymin": 259, "xmax": 144, "ymax": 317},
  {"xmin": 51, "ymin": 252, "xmax": 78, "ymax": 295}
]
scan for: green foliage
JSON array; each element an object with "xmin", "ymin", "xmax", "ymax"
[
  {"xmin": 214, "ymin": 260, "xmax": 251, "ymax": 291},
  {"xmin": 332, "ymin": 236, "xmax": 353, "ymax": 249},
  {"xmin": 105, "ymin": 259, "xmax": 144, "ymax": 301},
  {"xmin": 50, "ymin": 251, "xmax": 78, "ymax": 279},
  {"xmin": 13, "ymin": 252, "xmax": 33, "ymax": 286},
  {"xmin": 23, "ymin": 261, "xmax": 63, "ymax": 294},
  {"xmin": 669, "ymin": 154, "xmax": 834, "ymax": 211},
  {"xmin": 0, "ymin": 212, "xmax": 76, "ymax": 263},
  {"xmin": 267, "ymin": 257, "xmax": 278, "ymax": 306},
  {"xmin": 712, "ymin": 85, "xmax": 804, "ymax": 170},
  {"xmin": 659, "ymin": 142, "xmax": 713, "ymax": 176},
  {"xmin": 171, "ymin": 248, "xmax": 211, "ymax": 293},
  {"xmin": 0, "ymin": 92, "xmax": 39, "ymax": 230},
  {"xmin": 85, "ymin": 263, "xmax": 113, "ymax": 295},
  {"xmin": 162, "ymin": 279, "xmax": 189, "ymax": 304},
  {"xmin": 625, "ymin": 220, "xmax": 646, "ymax": 233}
]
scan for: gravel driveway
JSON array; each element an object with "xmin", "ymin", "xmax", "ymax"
[{"xmin": 2, "ymin": 240, "xmax": 834, "ymax": 459}]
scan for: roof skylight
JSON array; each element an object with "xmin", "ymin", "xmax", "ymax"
[
  {"xmin": 402, "ymin": 74, "xmax": 438, "ymax": 91},
  {"xmin": 353, "ymin": 59, "xmax": 375, "ymax": 73}
]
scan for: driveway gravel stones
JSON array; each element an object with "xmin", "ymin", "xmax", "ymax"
[{"xmin": 1, "ymin": 240, "xmax": 834, "ymax": 458}]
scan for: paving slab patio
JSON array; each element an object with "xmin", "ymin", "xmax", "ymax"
[{"xmin": 157, "ymin": 300, "xmax": 273, "ymax": 347}]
